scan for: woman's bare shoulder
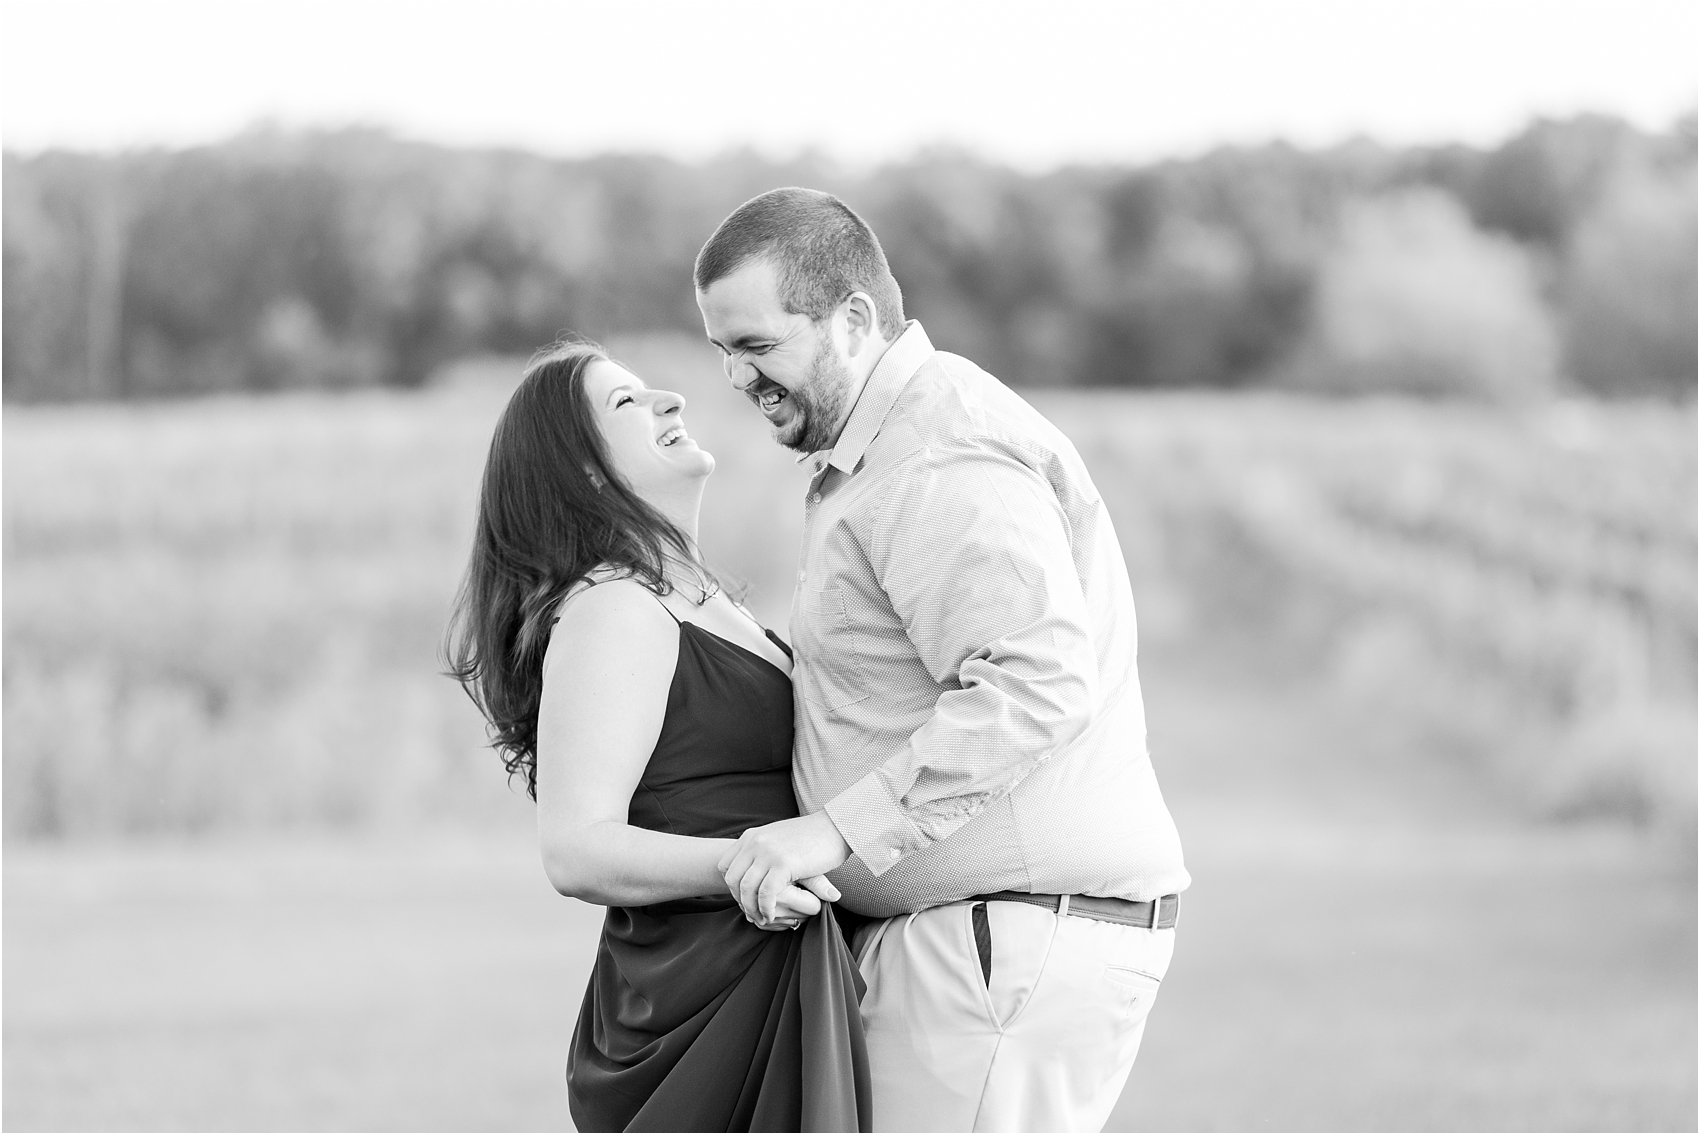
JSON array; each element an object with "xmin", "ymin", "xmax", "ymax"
[{"xmin": 549, "ymin": 576, "xmax": 676, "ymax": 652}]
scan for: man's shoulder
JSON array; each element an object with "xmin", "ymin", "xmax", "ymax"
[{"xmin": 893, "ymin": 351, "xmax": 1078, "ymax": 466}]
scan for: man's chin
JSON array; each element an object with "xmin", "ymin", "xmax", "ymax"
[{"xmin": 773, "ymin": 415, "xmax": 811, "ymax": 453}]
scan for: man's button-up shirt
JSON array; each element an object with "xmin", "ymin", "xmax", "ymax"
[{"xmin": 791, "ymin": 322, "xmax": 1190, "ymax": 918}]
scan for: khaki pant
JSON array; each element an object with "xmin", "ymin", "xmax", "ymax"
[{"xmin": 854, "ymin": 899, "xmax": 1175, "ymax": 1132}]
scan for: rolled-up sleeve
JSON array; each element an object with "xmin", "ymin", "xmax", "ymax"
[{"xmin": 823, "ymin": 441, "xmax": 1101, "ymax": 876}]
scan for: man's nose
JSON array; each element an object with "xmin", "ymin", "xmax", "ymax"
[{"xmin": 723, "ymin": 353, "xmax": 759, "ymax": 390}]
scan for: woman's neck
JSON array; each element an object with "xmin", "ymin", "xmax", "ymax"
[{"xmin": 648, "ymin": 482, "xmax": 704, "ymax": 548}]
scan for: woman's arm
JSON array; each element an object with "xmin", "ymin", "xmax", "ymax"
[
  {"xmin": 535, "ymin": 579, "xmax": 730, "ymax": 906},
  {"xmin": 534, "ymin": 580, "xmax": 826, "ymax": 920}
]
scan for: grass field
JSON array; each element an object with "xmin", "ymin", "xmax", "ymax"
[
  {"xmin": 3, "ymin": 337, "xmax": 1696, "ymax": 1129},
  {"xmin": 5, "ymin": 661, "xmax": 1693, "ymax": 1132}
]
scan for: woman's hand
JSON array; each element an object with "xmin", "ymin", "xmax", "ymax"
[{"xmin": 744, "ymin": 876, "xmax": 837, "ymax": 931}]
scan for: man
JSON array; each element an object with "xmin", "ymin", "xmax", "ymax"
[{"xmin": 700, "ymin": 188, "xmax": 1189, "ymax": 1132}]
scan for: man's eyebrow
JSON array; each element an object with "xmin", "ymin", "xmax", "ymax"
[{"xmin": 708, "ymin": 332, "xmax": 776, "ymax": 352}]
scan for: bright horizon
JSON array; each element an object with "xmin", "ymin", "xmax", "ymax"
[{"xmin": 3, "ymin": 0, "xmax": 1695, "ymax": 170}]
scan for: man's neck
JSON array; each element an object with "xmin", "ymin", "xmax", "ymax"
[
  {"xmin": 858, "ymin": 332, "xmax": 897, "ymax": 384},
  {"xmin": 820, "ymin": 332, "xmax": 898, "ymax": 452}
]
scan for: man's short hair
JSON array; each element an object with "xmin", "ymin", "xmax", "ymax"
[{"xmin": 695, "ymin": 187, "xmax": 906, "ymax": 340}]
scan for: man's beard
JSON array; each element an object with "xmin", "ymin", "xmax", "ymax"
[{"xmin": 775, "ymin": 334, "xmax": 853, "ymax": 455}]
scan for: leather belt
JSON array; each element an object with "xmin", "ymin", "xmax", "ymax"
[{"xmin": 968, "ymin": 891, "xmax": 1179, "ymax": 929}]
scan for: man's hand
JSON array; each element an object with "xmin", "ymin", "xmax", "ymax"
[{"xmin": 718, "ymin": 811, "xmax": 852, "ymax": 924}]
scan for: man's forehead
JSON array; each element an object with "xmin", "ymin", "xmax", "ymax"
[
  {"xmin": 698, "ymin": 261, "xmax": 794, "ymax": 340},
  {"xmin": 700, "ymin": 258, "xmax": 783, "ymax": 308}
]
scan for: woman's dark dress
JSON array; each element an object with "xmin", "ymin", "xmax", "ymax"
[{"xmin": 566, "ymin": 616, "xmax": 872, "ymax": 1133}]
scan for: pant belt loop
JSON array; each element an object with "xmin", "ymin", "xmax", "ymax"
[
  {"xmin": 1056, "ymin": 894, "xmax": 1070, "ymax": 919},
  {"xmin": 1148, "ymin": 897, "xmax": 1161, "ymax": 929}
]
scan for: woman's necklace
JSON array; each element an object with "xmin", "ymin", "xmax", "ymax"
[
  {"xmin": 686, "ymin": 574, "xmax": 720, "ymax": 606},
  {"xmin": 667, "ymin": 560, "xmax": 720, "ymax": 606}
]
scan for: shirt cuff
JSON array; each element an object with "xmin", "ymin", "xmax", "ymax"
[{"xmin": 823, "ymin": 772, "xmax": 929, "ymax": 878}]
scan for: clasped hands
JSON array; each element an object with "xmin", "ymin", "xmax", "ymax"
[{"xmin": 717, "ymin": 810, "xmax": 852, "ymax": 932}]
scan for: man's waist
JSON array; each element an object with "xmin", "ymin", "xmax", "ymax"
[
  {"xmin": 968, "ymin": 890, "xmax": 1179, "ymax": 929},
  {"xmin": 831, "ymin": 854, "xmax": 1192, "ymax": 920}
]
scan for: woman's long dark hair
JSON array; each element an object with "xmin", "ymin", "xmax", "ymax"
[{"xmin": 444, "ymin": 339, "xmax": 710, "ymax": 799}]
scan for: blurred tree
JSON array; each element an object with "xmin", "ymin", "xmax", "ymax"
[
  {"xmin": 1466, "ymin": 115, "xmax": 1641, "ymax": 247},
  {"xmin": 2, "ymin": 117, "xmax": 1692, "ymax": 403},
  {"xmin": 118, "ymin": 145, "xmax": 363, "ymax": 394},
  {"xmin": 1286, "ymin": 189, "xmax": 1559, "ymax": 401},
  {"xmin": 1561, "ymin": 156, "xmax": 1698, "ymax": 398},
  {"xmin": 3, "ymin": 153, "xmax": 111, "ymax": 401},
  {"xmin": 1077, "ymin": 149, "xmax": 1322, "ymax": 388},
  {"xmin": 865, "ymin": 153, "xmax": 1073, "ymax": 382}
]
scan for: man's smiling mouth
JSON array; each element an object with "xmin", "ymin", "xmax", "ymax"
[{"xmin": 750, "ymin": 380, "xmax": 788, "ymax": 412}]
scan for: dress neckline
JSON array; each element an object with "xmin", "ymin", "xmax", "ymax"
[{"xmin": 677, "ymin": 620, "xmax": 792, "ymax": 681}]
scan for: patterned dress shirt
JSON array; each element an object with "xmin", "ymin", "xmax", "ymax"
[{"xmin": 791, "ymin": 322, "xmax": 1190, "ymax": 918}]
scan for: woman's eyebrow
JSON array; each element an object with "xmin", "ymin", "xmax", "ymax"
[{"xmin": 605, "ymin": 384, "xmax": 635, "ymax": 405}]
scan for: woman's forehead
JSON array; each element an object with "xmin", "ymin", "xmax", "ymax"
[{"xmin": 585, "ymin": 359, "xmax": 645, "ymax": 398}]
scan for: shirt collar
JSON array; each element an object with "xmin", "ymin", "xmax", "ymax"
[{"xmin": 811, "ymin": 321, "xmax": 934, "ymax": 475}]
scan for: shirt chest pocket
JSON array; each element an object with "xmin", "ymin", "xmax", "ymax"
[{"xmin": 800, "ymin": 587, "xmax": 870, "ymax": 713}]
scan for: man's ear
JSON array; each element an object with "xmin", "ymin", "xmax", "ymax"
[{"xmin": 840, "ymin": 291, "xmax": 880, "ymax": 358}]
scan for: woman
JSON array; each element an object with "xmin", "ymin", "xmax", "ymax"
[{"xmin": 446, "ymin": 340, "xmax": 870, "ymax": 1132}]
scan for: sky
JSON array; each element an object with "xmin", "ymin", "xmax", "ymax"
[{"xmin": 2, "ymin": 0, "xmax": 1695, "ymax": 169}]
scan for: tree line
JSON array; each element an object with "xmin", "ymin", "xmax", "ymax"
[{"xmin": 4, "ymin": 113, "xmax": 1693, "ymax": 403}]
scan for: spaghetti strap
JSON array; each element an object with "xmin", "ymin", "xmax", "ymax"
[{"xmin": 551, "ymin": 573, "xmax": 677, "ymax": 626}]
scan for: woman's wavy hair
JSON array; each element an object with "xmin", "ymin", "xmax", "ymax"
[{"xmin": 444, "ymin": 339, "xmax": 710, "ymax": 799}]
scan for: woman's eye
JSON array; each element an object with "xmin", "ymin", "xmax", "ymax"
[{"xmin": 616, "ymin": 396, "xmax": 634, "ymax": 408}]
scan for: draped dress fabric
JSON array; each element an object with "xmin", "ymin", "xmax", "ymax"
[{"xmin": 566, "ymin": 616, "xmax": 872, "ymax": 1133}]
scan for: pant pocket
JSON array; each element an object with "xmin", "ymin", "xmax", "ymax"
[
  {"xmin": 971, "ymin": 902, "xmax": 992, "ymax": 987},
  {"xmin": 1103, "ymin": 963, "xmax": 1162, "ymax": 1018},
  {"xmin": 982, "ymin": 901, "xmax": 1058, "ymax": 1029}
]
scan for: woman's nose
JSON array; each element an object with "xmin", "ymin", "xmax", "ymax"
[{"xmin": 653, "ymin": 389, "xmax": 685, "ymax": 414}]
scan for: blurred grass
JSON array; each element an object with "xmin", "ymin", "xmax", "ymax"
[
  {"xmin": 1043, "ymin": 390, "xmax": 1697, "ymax": 847},
  {"xmin": 5, "ymin": 667, "xmax": 1693, "ymax": 1132},
  {"xmin": 4, "ymin": 334, "xmax": 1693, "ymax": 848}
]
